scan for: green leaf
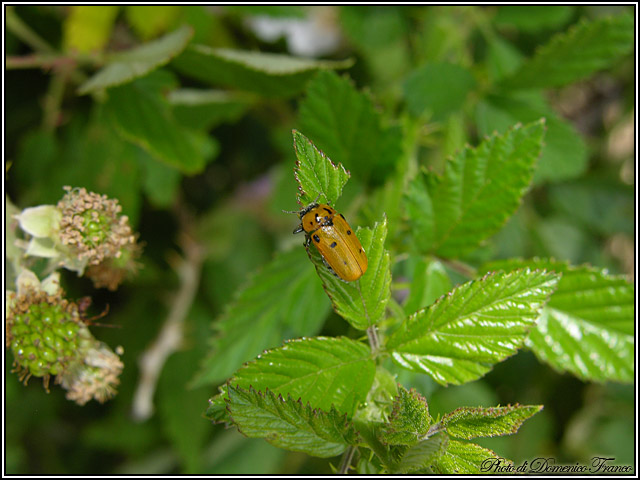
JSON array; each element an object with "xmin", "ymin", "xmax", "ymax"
[
  {"xmin": 222, "ymin": 336, "xmax": 375, "ymax": 417},
  {"xmin": 403, "ymin": 258, "xmax": 451, "ymax": 315},
  {"xmin": 169, "ymin": 89, "xmax": 254, "ymax": 131},
  {"xmin": 226, "ymin": 385, "xmax": 360, "ymax": 458},
  {"xmin": 157, "ymin": 349, "xmax": 210, "ymax": 473},
  {"xmin": 206, "ymin": 394, "xmax": 228, "ymax": 424},
  {"xmin": 291, "ymin": 130, "xmax": 350, "ymax": 205},
  {"xmin": 137, "ymin": 151, "xmax": 182, "ymax": 208},
  {"xmin": 78, "ymin": 25, "xmax": 193, "ymax": 95},
  {"xmin": 104, "ymin": 74, "xmax": 209, "ymax": 174},
  {"xmin": 309, "ymin": 218, "xmax": 391, "ymax": 331},
  {"xmin": 481, "ymin": 258, "xmax": 634, "ymax": 383},
  {"xmin": 405, "ymin": 120, "xmax": 545, "ymax": 258},
  {"xmin": 192, "ymin": 248, "xmax": 332, "ymax": 387},
  {"xmin": 501, "ymin": 14, "xmax": 633, "ymax": 89},
  {"xmin": 298, "ymin": 70, "xmax": 403, "ymax": 185},
  {"xmin": 125, "ymin": 5, "xmax": 182, "ymax": 40},
  {"xmin": 494, "ymin": 6, "xmax": 574, "ymax": 33},
  {"xmin": 547, "ymin": 179, "xmax": 634, "ymax": 235},
  {"xmin": 431, "ymin": 438, "xmax": 508, "ymax": 474},
  {"xmin": 63, "ymin": 6, "xmax": 120, "ymax": 53},
  {"xmin": 486, "ymin": 35, "xmax": 524, "ymax": 83},
  {"xmin": 476, "ymin": 93, "xmax": 587, "ymax": 183},
  {"xmin": 442, "ymin": 404, "xmax": 543, "ymax": 439},
  {"xmin": 379, "ymin": 386, "xmax": 432, "ymax": 446},
  {"xmin": 395, "ymin": 433, "xmax": 449, "ymax": 474},
  {"xmin": 403, "ymin": 62, "xmax": 476, "ymax": 120},
  {"xmin": 204, "ymin": 431, "xmax": 286, "ymax": 475},
  {"xmin": 387, "ymin": 269, "xmax": 560, "ymax": 386},
  {"xmin": 172, "ymin": 45, "xmax": 352, "ymax": 98}
]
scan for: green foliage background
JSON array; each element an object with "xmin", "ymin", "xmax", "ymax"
[{"xmin": 5, "ymin": 5, "xmax": 635, "ymax": 474}]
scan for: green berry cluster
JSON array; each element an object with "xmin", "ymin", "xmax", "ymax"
[{"xmin": 8, "ymin": 298, "xmax": 82, "ymax": 379}]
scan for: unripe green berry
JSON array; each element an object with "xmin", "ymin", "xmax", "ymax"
[
  {"xmin": 22, "ymin": 346, "xmax": 38, "ymax": 361},
  {"xmin": 41, "ymin": 347, "xmax": 57, "ymax": 363}
]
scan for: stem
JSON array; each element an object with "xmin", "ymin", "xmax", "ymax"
[
  {"xmin": 43, "ymin": 66, "xmax": 69, "ymax": 130},
  {"xmin": 131, "ymin": 233, "xmax": 204, "ymax": 421},
  {"xmin": 6, "ymin": 54, "xmax": 65, "ymax": 70},
  {"xmin": 419, "ymin": 422, "xmax": 445, "ymax": 441},
  {"xmin": 6, "ymin": 6, "xmax": 55, "ymax": 53},
  {"xmin": 441, "ymin": 257, "xmax": 477, "ymax": 278},
  {"xmin": 338, "ymin": 445, "xmax": 357, "ymax": 474},
  {"xmin": 366, "ymin": 325, "xmax": 380, "ymax": 354}
]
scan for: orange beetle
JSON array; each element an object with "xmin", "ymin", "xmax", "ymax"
[{"xmin": 289, "ymin": 202, "xmax": 368, "ymax": 282}]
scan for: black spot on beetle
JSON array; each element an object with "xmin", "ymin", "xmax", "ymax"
[
  {"xmin": 343, "ymin": 260, "xmax": 348, "ymax": 265},
  {"xmin": 347, "ymin": 230, "xmax": 352, "ymax": 235},
  {"xmin": 330, "ymin": 242, "xmax": 337, "ymax": 248},
  {"xmin": 339, "ymin": 213, "xmax": 345, "ymax": 220},
  {"xmin": 313, "ymin": 234, "xmax": 320, "ymax": 243},
  {"xmin": 324, "ymin": 207, "xmax": 333, "ymax": 214}
]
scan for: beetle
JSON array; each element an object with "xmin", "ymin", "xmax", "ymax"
[{"xmin": 285, "ymin": 201, "xmax": 368, "ymax": 282}]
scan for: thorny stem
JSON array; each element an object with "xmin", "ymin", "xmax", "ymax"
[
  {"xmin": 338, "ymin": 445, "xmax": 357, "ymax": 474},
  {"xmin": 131, "ymin": 232, "xmax": 204, "ymax": 421}
]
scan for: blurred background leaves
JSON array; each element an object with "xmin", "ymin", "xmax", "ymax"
[{"xmin": 4, "ymin": 5, "xmax": 634, "ymax": 474}]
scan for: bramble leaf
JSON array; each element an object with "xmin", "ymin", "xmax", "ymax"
[
  {"xmin": 442, "ymin": 404, "xmax": 543, "ymax": 439},
  {"xmin": 78, "ymin": 25, "xmax": 193, "ymax": 94},
  {"xmin": 104, "ymin": 73, "xmax": 216, "ymax": 174},
  {"xmin": 501, "ymin": 14, "xmax": 633, "ymax": 89},
  {"xmin": 226, "ymin": 385, "xmax": 360, "ymax": 458},
  {"xmin": 291, "ymin": 130, "xmax": 349, "ymax": 206},
  {"xmin": 209, "ymin": 336, "xmax": 375, "ymax": 420},
  {"xmin": 476, "ymin": 94, "xmax": 586, "ymax": 183},
  {"xmin": 379, "ymin": 386, "xmax": 432, "ymax": 446},
  {"xmin": 192, "ymin": 248, "xmax": 331, "ymax": 387},
  {"xmin": 299, "ymin": 71, "xmax": 403, "ymax": 185},
  {"xmin": 481, "ymin": 258, "xmax": 634, "ymax": 383},
  {"xmin": 431, "ymin": 438, "xmax": 508, "ymax": 474},
  {"xmin": 394, "ymin": 433, "xmax": 448, "ymax": 474},
  {"xmin": 403, "ymin": 62, "xmax": 476, "ymax": 120},
  {"xmin": 387, "ymin": 269, "xmax": 560, "ymax": 385},
  {"xmin": 172, "ymin": 46, "xmax": 352, "ymax": 98},
  {"xmin": 405, "ymin": 120, "xmax": 545, "ymax": 258}
]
